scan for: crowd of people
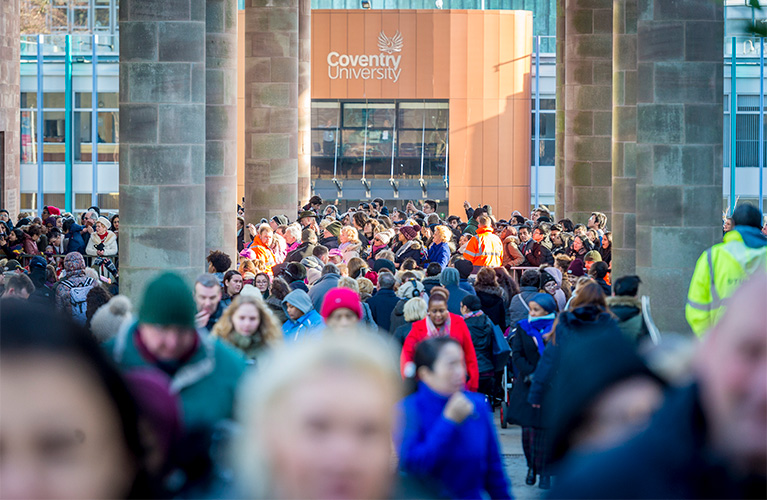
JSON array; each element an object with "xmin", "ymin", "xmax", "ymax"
[{"xmin": 1, "ymin": 196, "xmax": 766, "ymax": 499}]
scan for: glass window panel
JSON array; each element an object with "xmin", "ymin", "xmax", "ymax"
[
  {"xmin": 365, "ymin": 103, "xmax": 395, "ymax": 128},
  {"xmin": 95, "ymin": 0, "xmax": 111, "ymax": 5},
  {"xmin": 312, "ymin": 129, "xmax": 338, "ymax": 157},
  {"xmin": 21, "ymin": 92, "xmax": 37, "ymax": 109},
  {"xmin": 76, "ymin": 92, "xmax": 91, "ymax": 109},
  {"xmin": 339, "ymin": 157, "xmax": 365, "ymax": 179},
  {"xmin": 397, "ymin": 130, "xmax": 423, "ymax": 157},
  {"xmin": 423, "ymin": 103, "xmax": 449, "ymax": 129},
  {"xmin": 532, "ymin": 113, "xmax": 556, "ymax": 139},
  {"xmin": 311, "ymin": 157, "xmax": 335, "ymax": 180},
  {"xmin": 94, "ymin": 8, "xmax": 110, "ymax": 28},
  {"xmin": 44, "ymin": 193, "xmax": 66, "ymax": 210},
  {"xmin": 311, "ymin": 101, "xmax": 340, "ymax": 128},
  {"xmin": 20, "ymin": 110, "xmax": 38, "ymax": 164},
  {"xmin": 43, "ymin": 92, "xmax": 65, "ymax": 109},
  {"xmin": 531, "ymin": 139, "xmax": 556, "ymax": 166},
  {"xmin": 393, "ymin": 158, "xmax": 421, "ymax": 178},
  {"xmin": 43, "ymin": 111, "xmax": 66, "ymax": 161},
  {"xmin": 539, "ymin": 98, "xmax": 556, "ymax": 110},
  {"xmin": 98, "ymin": 193, "xmax": 119, "ymax": 211},
  {"xmin": 424, "ymin": 129, "xmax": 447, "ymax": 158},
  {"xmin": 342, "ymin": 103, "xmax": 367, "ymax": 128},
  {"xmin": 365, "ymin": 158, "xmax": 391, "ymax": 179},
  {"xmin": 98, "ymin": 93, "xmax": 118, "ymax": 109},
  {"xmin": 20, "ymin": 193, "xmax": 37, "ymax": 211},
  {"xmin": 74, "ymin": 111, "xmax": 91, "ymax": 162},
  {"xmin": 424, "ymin": 158, "xmax": 447, "ymax": 179},
  {"xmin": 98, "ymin": 111, "xmax": 118, "ymax": 143},
  {"xmin": 75, "ymin": 193, "xmax": 92, "ymax": 211},
  {"xmin": 398, "ymin": 102, "xmax": 425, "ymax": 129},
  {"xmin": 367, "ymin": 127, "xmax": 394, "ymax": 158},
  {"xmin": 341, "ymin": 129, "xmax": 366, "ymax": 156},
  {"xmin": 72, "ymin": 8, "xmax": 89, "ymax": 29}
]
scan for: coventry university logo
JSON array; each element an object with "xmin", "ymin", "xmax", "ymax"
[
  {"xmin": 378, "ymin": 31, "xmax": 404, "ymax": 54},
  {"xmin": 327, "ymin": 30, "xmax": 404, "ymax": 82}
]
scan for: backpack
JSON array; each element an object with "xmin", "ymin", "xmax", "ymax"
[{"xmin": 61, "ymin": 277, "xmax": 95, "ymax": 325}]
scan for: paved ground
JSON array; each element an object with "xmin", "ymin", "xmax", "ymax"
[{"xmin": 494, "ymin": 410, "xmax": 544, "ymax": 500}]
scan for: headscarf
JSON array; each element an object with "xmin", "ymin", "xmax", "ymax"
[{"xmin": 63, "ymin": 252, "xmax": 86, "ymax": 278}]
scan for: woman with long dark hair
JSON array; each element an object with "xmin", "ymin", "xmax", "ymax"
[{"xmin": 396, "ymin": 337, "xmax": 511, "ymax": 499}]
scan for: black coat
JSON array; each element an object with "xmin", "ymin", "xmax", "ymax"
[
  {"xmin": 474, "ymin": 286, "xmax": 507, "ymax": 332},
  {"xmin": 507, "ymin": 325, "xmax": 542, "ymax": 427},
  {"xmin": 285, "ymin": 242, "xmax": 316, "ymax": 263},
  {"xmin": 389, "ymin": 298, "xmax": 408, "ymax": 335},
  {"xmin": 320, "ymin": 235, "xmax": 339, "ymax": 249},
  {"xmin": 463, "ymin": 314, "xmax": 495, "ymax": 375},
  {"xmin": 393, "ymin": 321, "xmax": 415, "ymax": 346},
  {"xmin": 366, "ymin": 288, "xmax": 400, "ymax": 333},
  {"xmin": 523, "ymin": 241, "xmax": 554, "ymax": 267},
  {"xmin": 550, "ymin": 385, "xmax": 767, "ymax": 500}
]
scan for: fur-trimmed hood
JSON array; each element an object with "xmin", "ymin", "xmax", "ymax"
[
  {"xmin": 473, "ymin": 283, "xmax": 505, "ymax": 299},
  {"xmin": 606, "ymin": 295, "xmax": 642, "ymax": 310}
]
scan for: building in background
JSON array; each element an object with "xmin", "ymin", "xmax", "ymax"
[{"xmin": 10, "ymin": 0, "xmax": 767, "ymax": 215}]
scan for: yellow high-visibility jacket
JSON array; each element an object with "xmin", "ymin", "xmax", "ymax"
[
  {"xmin": 463, "ymin": 226, "xmax": 504, "ymax": 268},
  {"xmin": 686, "ymin": 228, "xmax": 767, "ymax": 337}
]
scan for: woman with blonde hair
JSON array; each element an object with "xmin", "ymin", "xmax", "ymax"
[
  {"xmin": 427, "ymin": 225, "xmax": 452, "ymax": 269},
  {"xmin": 235, "ymin": 334, "xmax": 401, "ymax": 499},
  {"xmin": 211, "ymin": 294, "xmax": 282, "ymax": 361},
  {"xmin": 338, "ymin": 225, "xmax": 362, "ymax": 263}
]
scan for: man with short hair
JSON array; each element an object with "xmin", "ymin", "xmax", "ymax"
[
  {"xmin": 686, "ymin": 204, "xmax": 767, "ymax": 336},
  {"xmin": 106, "ymin": 272, "xmax": 246, "ymax": 432},
  {"xmin": 521, "ymin": 225, "xmax": 554, "ymax": 268},
  {"xmin": 463, "ymin": 215, "xmax": 504, "ymax": 269},
  {"xmin": 551, "ymin": 274, "xmax": 767, "ymax": 499},
  {"xmin": 206, "ymin": 250, "xmax": 232, "ymax": 284},
  {"xmin": 2, "ymin": 273, "xmax": 34, "ymax": 299},
  {"xmin": 366, "ymin": 272, "xmax": 400, "ymax": 332},
  {"xmin": 587, "ymin": 212, "xmax": 607, "ymax": 238},
  {"xmin": 194, "ymin": 273, "xmax": 225, "ymax": 331},
  {"xmin": 422, "ymin": 199, "xmax": 437, "ymax": 214},
  {"xmin": 606, "ymin": 275, "xmax": 649, "ymax": 344}
]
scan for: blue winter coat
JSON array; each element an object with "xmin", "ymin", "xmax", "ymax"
[
  {"xmin": 66, "ymin": 223, "xmax": 87, "ymax": 254},
  {"xmin": 395, "ymin": 383, "xmax": 512, "ymax": 500},
  {"xmin": 427, "ymin": 242, "xmax": 451, "ymax": 269}
]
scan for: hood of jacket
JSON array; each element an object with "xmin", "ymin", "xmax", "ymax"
[
  {"xmin": 313, "ymin": 271, "xmax": 340, "ymax": 287},
  {"xmin": 544, "ymin": 266, "xmax": 563, "ymax": 286},
  {"xmin": 473, "ymin": 283, "xmax": 504, "ymax": 298},
  {"xmin": 606, "ymin": 295, "xmax": 642, "ymax": 310},
  {"xmin": 728, "ymin": 226, "xmax": 767, "ymax": 249},
  {"xmin": 283, "ymin": 289, "xmax": 314, "ymax": 315},
  {"xmin": 301, "ymin": 255, "xmax": 323, "ymax": 271},
  {"xmin": 557, "ymin": 306, "xmax": 618, "ymax": 342}
]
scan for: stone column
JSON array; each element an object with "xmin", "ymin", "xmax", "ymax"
[
  {"xmin": 205, "ymin": 0, "xmax": 238, "ymax": 259},
  {"xmin": 298, "ymin": 0, "xmax": 312, "ymax": 207},
  {"xmin": 562, "ymin": 0, "xmax": 613, "ymax": 224},
  {"xmin": 243, "ymin": 1, "xmax": 299, "ymax": 223},
  {"xmin": 0, "ymin": 0, "xmax": 20, "ymax": 216},
  {"xmin": 611, "ymin": 0, "xmax": 637, "ymax": 277},
  {"xmin": 634, "ymin": 0, "xmax": 723, "ymax": 332},
  {"xmin": 554, "ymin": 0, "xmax": 566, "ymax": 219},
  {"xmin": 119, "ymin": 0, "xmax": 207, "ymax": 299}
]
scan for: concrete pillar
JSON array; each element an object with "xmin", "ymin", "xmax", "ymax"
[
  {"xmin": 243, "ymin": 1, "xmax": 299, "ymax": 222},
  {"xmin": 634, "ymin": 0, "xmax": 723, "ymax": 332},
  {"xmin": 205, "ymin": 0, "xmax": 238, "ymax": 259},
  {"xmin": 611, "ymin": 0, "xmax": 637, "ymax": 277},
  {"xmin": 554, "ymin": 0, "xmax": 566, "ymax": 219},
  {"xmin": 562, "ymin": 0, "xmax": 613, "ymax": 224},
  {"xmin": 119, "ymin": 0, "xmax": 207, "ymax": 299},
  {"xmin": 298, "ymin": 0, "xmax": 311, "ymax": 207},
  {"xmin": 0, "ymin": 0, "xmax": 20, "ymax": 216}
]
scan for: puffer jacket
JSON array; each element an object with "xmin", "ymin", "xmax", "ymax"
[
  {"xmin": 474, "ymin": 284, "xmax": 507, "ymax": 332},
  {"xmin": 463, "ymin": 313, "xmax": 496, "ymax": 374}
]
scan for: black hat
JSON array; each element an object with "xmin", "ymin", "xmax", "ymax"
[
  {"xmin": 461, "ymin": 294, "xmax": 482, "ymax": 311},
  {"xmin": 454, "ymin": 259, "xmax": 473, "ymax": 280}
]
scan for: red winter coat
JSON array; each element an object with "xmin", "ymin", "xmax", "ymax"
[{"xmin": 400, "ymin": 313, "xmax": 479, "ymax": 392}]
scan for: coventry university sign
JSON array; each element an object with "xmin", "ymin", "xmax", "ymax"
[{"xmin": 327, "ymin": 31, "xmax": 404, "ymax": 83}]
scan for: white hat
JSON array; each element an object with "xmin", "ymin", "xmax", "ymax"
[{"xmin": 96, "ymin": 216, "xmax": 111, "ymax": 230}]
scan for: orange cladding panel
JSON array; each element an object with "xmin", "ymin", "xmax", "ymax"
[
  {"xmin": 328, "ymin": 12, "xmax": 348, "ymax": 99},
  {"xmin": 363, "ymin": 13, "xmax": 383, "ymax": 99},
  {"xmin": 432, "ymin": 11, "xmax": 451, "ymax": 99},
  {"xmin": 415, "ymin": 11, "xmax": 434, "ymax": 99},
  {"xmin": 312, "ymin": 11, "xmax": 331, "ymax": 99},
  {"xmin": 396, "ymin": 11, "xmax": 417, "ymax": 99}
]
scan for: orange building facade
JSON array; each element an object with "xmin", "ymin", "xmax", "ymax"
[{"xmin": 239, "ymin": 9, "xmax": 532, "ymax": 217}]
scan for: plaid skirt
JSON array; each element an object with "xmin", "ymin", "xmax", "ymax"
[{"xmin": 521, "ymin": 426, "xmax": 549, "ymax": 475}]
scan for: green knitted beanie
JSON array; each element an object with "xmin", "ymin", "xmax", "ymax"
[{"xmin": 138, "ymin": 272, "xmax": 197, "ymax": 329}]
